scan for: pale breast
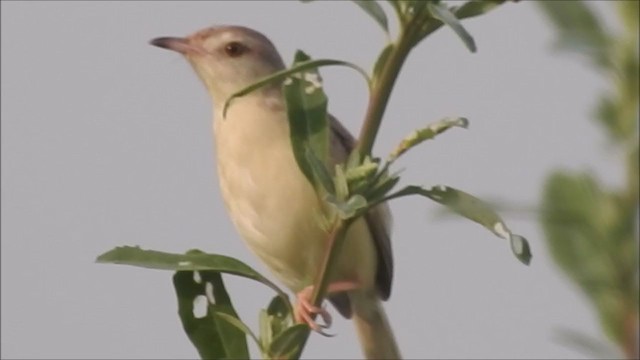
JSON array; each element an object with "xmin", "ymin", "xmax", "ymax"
[{"xmin": 213, "ymin": 99, "xmax": 328, "ymax": 290}]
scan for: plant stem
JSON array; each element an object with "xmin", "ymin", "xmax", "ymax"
[
  {"xmin": 290, "ymin": 219, "xmax": 350, "ymax": 358},
  {"xmin": 357, "ymin": 29, "xmax": 415, "ymax": 156}
]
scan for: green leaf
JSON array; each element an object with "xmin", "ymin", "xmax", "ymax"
[
  {"xmin": 97, "ymin": 246, "xmax": 289, "ymax": 300},
  {"xmin": 388, "ymin": 116, "xmax": 469, "ymax": 162},
  {"xmin": 365, "ymin": 172, "xmax": 401, "ymax": 202},
  {"xmin": 224, "ymin": 58, "xmax": 370, "ymax": 118},
  {"xmin": 372, "ymin": 43, "xmax": 394, "ymax": 85},
  {"xmin": 453, "ymin": 0, "xmax": 506, "ymax": 19},
  {"xmin": 326, "ymin": 194, "xmax": 368, "ymax": 220},
  {"xmin": 282, "ymin": 51, "xmax": 332, "ymax": 193},
  {"xmin": 213, "ymin": 311, "xmax": 262, "ymax": 351},
  {"xmin": 427, "ymin": 2, "xmax": 477, "ymax": 52},
  {"xmin": 173, "ymin": 271, "xmax": 249, "ymax": 359},
  {"xmin": 536, "ymin": 0, "xmax": 611, "ymax": 68},
  {"xmin": 541, "ymin": 172, "xmax": 638, "ymax": 343},
  {"xmin": 263, "ymin": 295, "xmax": 294, "ymax": 354},
  {"xmin": 382, "ymin": 185, "xmax": 532, "ymax": 264},
  {"xmin": 268, "ymin": 324, "xmax": 309, "ymax": 359},
  {"xmin": 352, "ymin": 0, "xmax": 389, "ymax": 33},
  {"xmin": 617, "ymin": 0, "xmax": 639, "ymax": 34},
  {"xmin": 304, "ymin": 146, "xmax": 336, "ymax": 196},
  {"xmin": 333, "ymin": 164, "xmax": 350, "ymax": 201}
]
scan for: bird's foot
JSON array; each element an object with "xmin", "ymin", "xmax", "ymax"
[{"xmin": 294, "ymin": 281, "xmax": 360, "ymax": 335}]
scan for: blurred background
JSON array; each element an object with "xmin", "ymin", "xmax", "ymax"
[{"xmin": 1, "ymin": 1, "xmax": 637, "ymax": 359}]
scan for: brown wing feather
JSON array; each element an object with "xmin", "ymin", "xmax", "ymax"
[{"xmin": 329, "ymin": 115, "xmax": 394, "ymax": 300}]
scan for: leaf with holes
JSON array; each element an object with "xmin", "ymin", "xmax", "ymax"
[
  {"xmin": 96, "ymin": 246, "xmax": 289, "ymax": 302},
  {"xmin": 224, "ymin": 57, "xmax": 369, "ymax": 118},
  {"xmin": 388, "ymin": 116, "xmax": 469, "ymax": 162},
  {"xmin": 382, "ymin": 185, "xmax": 532, "ymax": 264},
  {"xmin": 173, "ymin": 271, "xmax": 249, "ymax": 359},
  {"xmin": 283, "ymin": 51, "xmax": 332, "ymax": 193}
]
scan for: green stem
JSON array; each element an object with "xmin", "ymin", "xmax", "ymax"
[
  {"xmin": 291, "ymin": 219, "xmax": 350, "ymax": 358},
  {"xmin": 357, "ymin": 28, "xmax": 415, "ymax": 156}
]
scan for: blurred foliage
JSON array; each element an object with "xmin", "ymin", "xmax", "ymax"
[{"xmin": 537, "ymin": 1, "xmax": 639, "ymax": 359}]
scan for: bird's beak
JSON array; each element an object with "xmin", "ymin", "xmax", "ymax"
[{"xmin": 150, "ymin": 36, "xmax": 203, "ymax": 55}]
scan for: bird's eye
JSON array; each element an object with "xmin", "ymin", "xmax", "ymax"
[{"xmin": 224, "ymin": 42, "xmax": 246, "ymax": 57}]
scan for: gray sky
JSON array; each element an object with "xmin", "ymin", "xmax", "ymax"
[{"xmin": 1, "ymin": 1, "xmax": 624, "ymax": 359}]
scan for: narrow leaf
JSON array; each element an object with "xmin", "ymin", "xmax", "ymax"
[
  {"xmin": 268, "ymin": 324, "xmax": 309, "ymax": 359},
  {"xmin": 214, "ymin": 311, "xmax": 262, "ymax": 350},
  {"xmin": 536, "ymin": 0, "xmax": 610, "ymax": 68},
  {"xmin": 372, "ymin": 44, "xmax": 393, "ymax": 85},
  {"xmin": 282, "ymin": 51, "xmax": 331, "ymax": 192},
  {"xmin": 352, "ymin": 0, "xmax": 389, "ymax": 33},
  {"xmin": 173, "ymin": 271, "xmax": 249, "ymax": 359},
  {"xmin": 327, "ymin": 194, "xmax": 368, "ymax": 220},
  {"xmin": 428, "ymin": 2, "xmax": 477, "ymax": 52},
  {"xmin": 97, "ymin": 246, "xmax": 288, "ymax": 299},
  {"xmin": 453, "ymin": 0, "xmax": 506, "ymax": 19},
  {"xmin": 382, "ymin": 185, "xmax": 532, "ymax": 264},
  {"xmin": 388, "ymin": 116, "xmax": 468, "ymax": 162},
  {"xmin": 305, "ymin": 146, "xmax": 336, "ymax": 195},
  {"xmin": 224, "ymin": 58, "xmax": 370, "ymax": 117}
]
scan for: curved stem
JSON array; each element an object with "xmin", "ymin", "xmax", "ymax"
[
  {"xmin": 291, "ymin": 219, "xmax": 350, "ymax": 358},
  {"xmin": 357, "ymin": 28, "xmax": 415, "ymax": 157}
]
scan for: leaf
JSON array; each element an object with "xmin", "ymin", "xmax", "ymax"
[
  {"xmin": 427, "ymin": 2, "xmax": 477, "ymax": 53},
  {"xmin": 372, "ymin": 43, "xmax": 394, "ymax": 85},
  {"xmin": 352, "ymin": 0, "xmax": 389, "ymax": 33},
  {"xmin": 326, "ymin": 194, "xmax": 368, "ymax": 220},
  {"xmin": 264, "ymin": 295, "xmax": 294, "ymax": 352},
  {"xmin": 388, "ymin": 116, "xmax": 469, "ymax": 162},
  {"xmin": 453, "ymin": 0, "xmax": 506, "ymax": 19},
  {"xmin": 304, "ymin": 146, "xmax": 336, "ymax": 196},
  {"xmin": 365, "ymin": 172, "xmax": 401, "ymax": 202},
  {"xmin": 97, "ymin": 246, "xmax": 288, "ymax": 300},
  {"xmin": 282, "ymin": 51, "xmax": 332, "ymax": 193},
  {"xmin": 173, "ymin": 271, "xmax": 249, "ymax": 359},
  {"xmin": 536, "ymin": 0, "xmax": 611, "ymax": 68},
  {"xmin": 554, "ymin": 327, "xmax": 623, "ymax": 359},
  {"xmin": 268, "ymin": 324, "xmax": 309, "ymax": 359},
  {"xmin": 214, "ymin": 311, "xmax": 262, "ymax": 351},
  {"xmin": 541, "ymin": 172, "xmax": 637, "ymax": 343},
  {"xmin": 382, "ymin": 185, "xmax": 532, "ymax": 264},
  {"xmin": 224, "ymin": 58, "xmax": 370, "ymax": 118}
]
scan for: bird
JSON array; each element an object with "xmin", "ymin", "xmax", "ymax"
[{"xmin": 151, "ymin": 25, "xmax": 400, "ymax": 359}]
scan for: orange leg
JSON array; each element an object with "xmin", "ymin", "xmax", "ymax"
[{"xmin": 294, "ymin": 281, "xmax": 360, "ymax": 333}]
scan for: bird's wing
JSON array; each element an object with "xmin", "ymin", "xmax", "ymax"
[{"xmin": 329, "ymin": 115, "xmax": 394, "ymax": 300}]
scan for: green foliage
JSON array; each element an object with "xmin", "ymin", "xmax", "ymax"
[
  {"xmin": 96, "ymin": 246, "xmax": 288, "ymax": 300},
  {"xmin": 173, "ymin": 271, "xmax": 249, "ymax": 359},
  {"xmin": 282, "ymin": 51, "xmax": 331, "ymax": 193},
  {"xmin": 537, "ymin": 0, "xmax": 611, "ymax": 68},
  {"xmin": 542, "ymin": 172, "xmax": 638, "ymax": 350},
  {"xmin": 352, "ymin": 0, "xmax": 389, "ymax": 34},
  {"xmin": 537, "ymin": 1, "xmax": 639, "ymax": 358},
  {"xmin": 380, "ymin": 185, "xmax": 531, "ymax": 264},
  {"xmin": 427, "ymin": 1, "xmax": 477, "ymax": 52},
  {"xmin": 388, "ymin": 116, "xmax": 469, "ymax": 162}
]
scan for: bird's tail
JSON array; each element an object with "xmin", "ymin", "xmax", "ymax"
[{"xmin": 351, "ymin": 290, "xmax": 401, "ymax": 359}]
